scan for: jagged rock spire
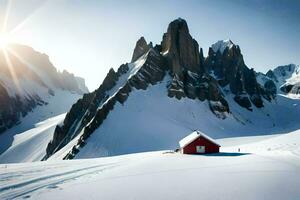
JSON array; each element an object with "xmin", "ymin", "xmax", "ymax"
[
  {"xmin": 161, "ymin": 18, "xmax": 203, "ymax": 75},
  {"xmin": 131, "ymin": 37, "xmax": 150, "ymax": 62}
]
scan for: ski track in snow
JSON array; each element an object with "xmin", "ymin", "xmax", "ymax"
[
  {"xmin": 0, "ymin": 130, "xmax": 300, "ymax": 200},
  {"xmin": 0, "ymin": 162, "xmax": 119, "ymax": 200}
]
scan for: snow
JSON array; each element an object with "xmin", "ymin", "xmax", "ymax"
[
  {"xmin": 220, "ymin": 128, "xmax": 300, "ymax": 157},
  {"xmin": 211, "ymin": 39, "xmax": 234, "ymax": 54},
  {"xmin": 51, "ymin": 74, "xmax": 300, "ymax": 160},
  {"xmin": 179, "ymin": 131, "xmax": 220, "ymax": 148},
  {"xmin": 0, "ymin": 130, "xmax": 299, "ymax": 200},
  {"xmin": 0, "ymin": 114, "xmax": 65, "ymax": 163},
  {"xmin": 269, "ymin": 64, "xmax": 300, "ymax": 93},
  {"xmin": 0, "ymin": 90, "xmax": 81, "ymax": 163},
  {"xmin": 97, "ymin": 50, "xmax": 148, "ymax": 106},
  {"xmin": 0, "ymin": 73, "xmax": 49, "ymax": 99}
]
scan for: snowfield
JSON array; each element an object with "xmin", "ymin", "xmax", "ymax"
[
  {"xmin": 53, "ymin": 75, "xmax": 300, "ymax": 160},
  {"xmin": 0, "ymin": 114, "xmax": 66, "ymax": 164},
  {"xmin": 0, "ymin": 90, "xmax": 81, "ymax": 164},
  {"xmin": 0, "ymin": 130, "xmax": 299, "ymax": 200}
]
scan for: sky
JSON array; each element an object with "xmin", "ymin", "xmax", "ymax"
[{"xmin": 0, "ymin": 0, "xmax": 299, "ymax": 91}]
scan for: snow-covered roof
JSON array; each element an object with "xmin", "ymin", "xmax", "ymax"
[
  {"xmin": 179, "ymin": 131, "xmax": 220, "ymax": 148},
  {"xmin": 211, "ymin": 39, "xmax": 234, "ymax": 54}
]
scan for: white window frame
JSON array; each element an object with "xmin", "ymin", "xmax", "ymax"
[{"xmin": 196, "ymin": 145, "xmax": 205, "ymax": 153}]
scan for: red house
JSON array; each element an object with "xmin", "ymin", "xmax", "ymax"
[{"xmin": 179, "ymin": 131, "xmax": 220, "ymax": 154}]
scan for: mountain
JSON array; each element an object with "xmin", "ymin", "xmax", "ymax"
[
  {"xmin": 257, "ymin": 64, "xmax": 300, "ymax": 95},
  {"xmin": 0, "ymin": 44, "xmax": 88, "ymax": 134},
  {"xmin": 44, "ymin": 18, "xmax": 299, "ymax": 160},
  {"xmin": 0, "ymin": 44, "xmax": 88, "ymax": 163}
]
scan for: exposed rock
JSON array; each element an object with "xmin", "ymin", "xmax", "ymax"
[
  {"xmin": 290, "ymin": 83, "xmax": 300, "ymax": 94},
  {"xmin": 161, "ymin": 18, "xmax": 228, "ymax": 112},
  {"xmin": 62, "ymin": 48, "xmax": 167, "ymax": 159},
  {"xmin": 266, "ymin": 70, "xmax": 278, "ymax": 82},
  {"xmin": 263, "ymin": 80, "xmax": 277, "ymax": 99},
  {"xmin": 205, "ymin": 40, "xmax": 271, "ymax": 109},
  {"xmin": 265, "ymin": 64, "xmax": 300, "ymax": 96},
  {"xmin": 131, "ymin": 37, "xmax": 151, "ymax": 62},
  {"xmin": 45, "ymin": 18, "xmax": 278, "ymax": 161},
  {"xmin": 47, "ymin": 48, "xmax": 167, "ymax": 159},
  {"xmin": 161, "ymin": 18, "xmax": 203, "ymax": 75},
  {"xmin": 167, "ymin": 74, "xmax": 186, "ymax": 99},
  {"xmin": 0, "ymin": 44, "xmax": 88, "ymax": 134},
  {"xmin": 46, "ymin": 65, "xmax": 129, "ymax": 158}
]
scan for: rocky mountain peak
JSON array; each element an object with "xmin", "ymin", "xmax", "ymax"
[
  {"xmin": 131, "ymin": 36, "xmax": 151, "ymax": 62},
  {"xmin": 205, "ymin": 40, "xmax": 275, "ymax": 109},
  {"xmin": 161, "ymin": 18, "xmax": 203, "ymax": 75},
  {"xmin": 45, "ymin": 18, "xmax": 278, "ymax": 160},
  {"xmin": 265, "ymin": 63, "xmax": 300, "ymax": 94},
  {"xmin": 0, "ymin": 44, "xmax": 88, "ymax": 134},
  {"xmin": 211, "ymin": 39, "xmax": 234, "ymax": 54}
]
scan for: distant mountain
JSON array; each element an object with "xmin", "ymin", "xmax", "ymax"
[
  {"xmin": 257, "ymin": 64, "xmax": 300, "ymax": 95},
  {"xmin": 0, "ymin": 44, "xmax": 90, "ymax": 163},
  {"xmin": 41, "ymin": 18, "xmax": 300, "ymax": 161},
  {"xmin": 0, "ymin": 44, "xmax": 88, "ymax": 134}
]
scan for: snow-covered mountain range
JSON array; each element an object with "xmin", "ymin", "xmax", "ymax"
[
  {"xmin": 0, "ymin": 44, "xmax": 88, "ymax": 163},
  {"xmin": 258, "ymin": 63, "xmax": 300, "ymax": 95},
  {"xmin": 43, "ymin": 18, "xmax": 300, "ymax": 161}
]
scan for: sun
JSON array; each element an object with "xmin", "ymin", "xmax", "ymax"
[{"xmin": 0, "ymin": 33, "xmax": 12, "ymax": 49}]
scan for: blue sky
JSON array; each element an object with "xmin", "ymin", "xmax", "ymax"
[{"xmin": 0, "ymin": 0, "xmax": 299, "ymax": 90}]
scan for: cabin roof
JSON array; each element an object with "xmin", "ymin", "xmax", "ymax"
[{"xmin": 179, "ymin": 131, "xmax": 221, "ymax": 148}]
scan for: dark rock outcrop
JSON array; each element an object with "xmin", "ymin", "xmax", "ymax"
[
  {"xmin": 46, "ymin": 64, "xmax": 130, "ymax": 158},
  {"xmin": 265, "ymin": 64, "xmax": 299, "ymax": 95},
  {"xmin": 0, "ymin": 45, "xmax": 88, "ymax": 134},
  {"xmin": 0, "ymin": 82, "xmax": 45, "ymax": 133},
  {"xmin": 162, "ymin": 19, "xmax": 229, "ymax": 113},
  {"xmin": 45, "ymin": 18, "xmax": 277, "ymax": 160},
  {"xmin": 204, "ymin": 40, "xmax": 273, "ymax": 109},
  {"xmin": 289, "ymin": 83, "xmax": 300, "ymax": 94},
  {"xmin": 131, "ymin": 37, "xmax": 151, "ymax": 62},
  {"xmin": 161, "ymin": 18, "xmax": 203, "ymax": 75},
  {"xmin": 62, "ymin": 49, "xmax": 166, "ymax": 159}
]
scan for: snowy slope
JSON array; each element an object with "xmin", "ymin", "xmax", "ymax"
[
  {"xmin": 0, "ymin": 90, "xmax": 81, "ymax": 163},
  {"xmin": 50, "ymin": 74, "xmax": 300, "ymax": 160},
  {"xmin": 0, "ymin": 130, "xmax": 299, "ymax": 200},
  {"xmin": 0, "ymin": 43, "xmax": 89, "ymax": 163},
  {"xmin": 0, "ymin": 114, "xmax": 66, "ymax": 163},
  {"xmin": 220, "ymin": 129, "xmax": 300, "ymax": 157},
  {"xmin": 259, "ymin": 64, "xmax": 300, "ymax": 95},
  {"xmin": 272, "ymin": 64, "xmax": 299, "ymax": 87},
  {"xmin": 46, "ymin": 19, "xmax": 281, "ymax": 160},
  {"xmin": 0, "ymin": 44, "xmax": 88, "ymax": 136}
]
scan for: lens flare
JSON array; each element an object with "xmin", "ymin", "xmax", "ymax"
[{"xmin": 0, "ymin": 33, "xmax": 12, "ymax": 48}]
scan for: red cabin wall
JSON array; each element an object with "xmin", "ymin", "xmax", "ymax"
[{"xmin": 182, "ymin": 136, "xmax": 219, "ymax": 154}]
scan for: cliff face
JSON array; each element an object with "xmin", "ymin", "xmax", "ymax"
[
  {"xmin": 131, "ymin": 37, "xmax": 151, "ymax": 62},
  {"xmin": 264, "ymin": 64, "xmax": 300, "ymax": 95},
  {"xmin": 205, "ymin": 40, "xmax": 275, "ymax": 110},
  {"xmin": 45, "ymin": 18, "xmax": 276, "ymax": 160},
  {"xmin": 161, "ymin": 18, "xmax": 204, "ymax": 75}
]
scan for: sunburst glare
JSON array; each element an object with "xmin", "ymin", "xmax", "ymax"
[{"xmin": 0, "ymin": 32, "xmax": 12, "ymax": 48}]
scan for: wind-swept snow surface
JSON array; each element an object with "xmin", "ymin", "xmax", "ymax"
[
  {"xmin": 0, "ymin": 91, "xmax": 81, "ymax": 163},
  {"xmin": 0, "ymin": 114, "xmax": 66, "ymax": 163},
  {"xmin": 0, "ymin": 130, "xmax": 299, "ymax": 200}
]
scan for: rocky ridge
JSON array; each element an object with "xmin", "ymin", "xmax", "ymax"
[
  {"xmin": 0, "ymin": 44, "xmax": 88, "ymax": 133},
  {"xmin": 45, "ymin": 18, "xmax": 276, "ymax": 159}
]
